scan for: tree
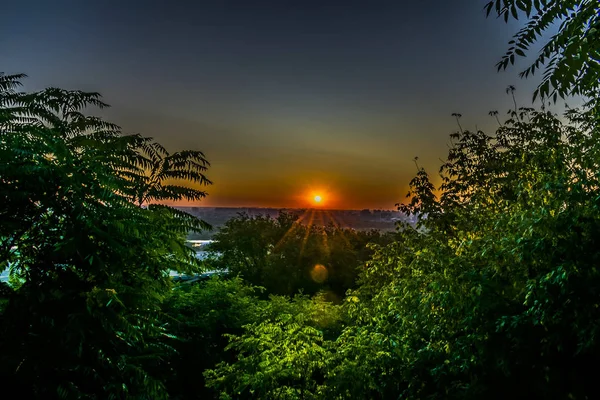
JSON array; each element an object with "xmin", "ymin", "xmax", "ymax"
[
  {"xmin": 205, "ymin": 293, "xmax": 341, "ymax": 400},
  {"xmin": 208, "ymin": 102, "xmax": 600, "ymax": 399},
  {"xmin": 325, "ymin": 103, "xmax": 600, "ymax": 399},
  {"xmin": 209, "ymin": 212, "xmax": 392, "ymax": 298},
  {"xmin": 486, "ymin": 0, "xmax": 600, "ymax": 101},
  {"xmin": 0, "ymin": 73, "xmax": 211, "ymax": 398},
  {"xmin": 133, "ymin": 141, "xmax": 212, "ymax": 209},
  {"xmin": 160, "ymin": 278, "xmax": 264, "ymax": 399}
]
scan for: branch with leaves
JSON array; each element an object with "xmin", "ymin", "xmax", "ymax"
[{"xmin": 486, "ymin": 0, "xmax": 600, "ymax": 101}]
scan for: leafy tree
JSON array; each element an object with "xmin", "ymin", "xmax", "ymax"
[
  {"xmin": 486, "ymin": 0, "xmax": 600, "ymax": 100},
  {"xmin": 205, "ymin": 293, "xmax": 341, "ymax": 400},
  {"xmin": 0, "ymin": 73, "xmax": 211, "ymax": 399},
  {"xmin": 209, "ymin": 212, "xmax": 392, "ymax": 298},
  {"xmin": 133, "ymin": 141, "xmax": 212, "ymax": 208},
  {"xmin": 325, "ymin": 104, "xmax": 600, "ymax": 399},
  {"xmin": 159, "ymin": 278, "xmax": 263, "ymax": 399},
  {"xmin": 210, "ymin": 102, "xmax": 600, "ymax": 400}
]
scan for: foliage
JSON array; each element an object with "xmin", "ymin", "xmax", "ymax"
[
  {"xmin": 4, "ymin": 1, "xmax": 600, "ymax": 396},
  {"xmin": 205, "ymin": 293, "xmax": 341, "ymax": 399},
  {"xmin": 205, "ymin": 101, "xmax": 600, "ymax": 399},
  {"xmin": 160, "ymin": 278, "xmax": 264, "ymax": 399},
  {"xmin": 326, "ymin": 105, "xmax": 600, "ymax": 399},
  {"xmin": 486, "ymin": 0, "xmax": 600, "ymax": 100},
  {"xmin": 0, "ymin": 281, "xmax": 11, "ymax": 312},
  {"xmin": 0, "ymin": 73, "xmax": 210, "ymax": 399},
  {"xmin": 209, "ymin": 212, "xmax": 392, "ymax": 298}
]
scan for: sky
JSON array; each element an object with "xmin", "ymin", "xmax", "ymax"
[{"xmin": 1, "ymin": 0, "xmax": 555, "ymax": 209}]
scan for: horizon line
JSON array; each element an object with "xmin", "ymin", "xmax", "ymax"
[{"xmin": 172, "ymin": 205, "xmax": 403, "ymax": 212}]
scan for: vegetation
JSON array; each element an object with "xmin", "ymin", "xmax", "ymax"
[
  {"xmin": 204, "ymin": 292, "xmax": 341, "ymax": 399},
  {"xmin": 203, "ymin": 102, "xmax": 600, "ymax": 399},
  {"xmin": 2, "ymin": 2, "xmax": 600, "ymax": 399},
  {"xmin": 0, "ymin": 73, "xmax": 210, "ymax": 399},
  {"xmin": 486, "ymin": 0, "xmax": 600, "ymax": 100},
  {"xmin": 209, "ymin": 212, "xmax": 393, "ymax": 297},
  {"xmin": 160, "ymin": 278, "xmax": 264, "ymax": 399}
]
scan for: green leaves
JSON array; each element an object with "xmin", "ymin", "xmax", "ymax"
[
  {"xmin": 205, "ymin": 294, "xmax": 340, "ymax": 399},
  {"xmin": 210, "ymin": 211, "xmax": 392, "ymax": 298},
  {"xmin": 486, "ymin": 0, "xmax": 600, "ymax": 101},
  {"xmin": 323, "ymin": 103, "xmax": 600, "ymax": 399},
  {"xmin": 134, "ymin": 144, "xmax": 212, "ymax": 206},
  {"xmin": 0, "ymin": 73, "xmax": 211, "ymax": 398}
]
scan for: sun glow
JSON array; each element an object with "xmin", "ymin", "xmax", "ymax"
[{"xmin": 302, "ymin": 186, "xmax": 333, "ymax": 208}]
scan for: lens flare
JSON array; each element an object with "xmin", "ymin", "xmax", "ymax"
[{"xmin": 310, "ymin": 264, "xmax": 328, "ymax": 283}]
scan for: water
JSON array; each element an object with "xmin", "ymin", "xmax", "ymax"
[{"xmin": 1, "ymin": 240, "xmax": 216, "ymax": 283}]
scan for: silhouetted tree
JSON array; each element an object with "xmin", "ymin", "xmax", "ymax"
[
  {"xmin": 0, "ymin": 73, "xmax": 211, "ymax": 399},
  {"xmin": 486, "ymin": 0, "xmax": 600, "ymax": 100}
]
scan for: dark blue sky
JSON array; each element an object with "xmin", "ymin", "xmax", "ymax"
[{"xmin": 2, "ymin": 1, "xmax": 554, "ymax": 209}]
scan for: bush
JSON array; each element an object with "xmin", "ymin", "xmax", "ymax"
[{"xmin": 209, "ymin": 212, "xmax": 392, "ymax": 298}]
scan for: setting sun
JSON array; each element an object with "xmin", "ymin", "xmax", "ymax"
[{"xmin": 314, "ymin": 195, "xmax": 322, "ymax": 203}]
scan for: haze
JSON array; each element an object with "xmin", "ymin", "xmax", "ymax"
[{"xmin": 1, "ymin": 0, "xmax": 545, "ymax": 209}]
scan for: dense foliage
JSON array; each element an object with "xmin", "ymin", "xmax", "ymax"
[
  {"xmin": 205, "ymin": 102, "xmax": 600, "ymax": 400},
  {"xmin": 160, "ymin": 278, "xmax": 264, "ymax": 399},
  {"xmin": 205, "ymin": 292, "xmax": 341, "ymax": 399},
  {"xmin": 3, "ymin": 2, "xmax": 600, "ymax": 398},
  {"xmin": 209, "ymin": 212, "xmax": 393, "ymax": 298},
  {"xmin": 0, "ymin": 73, "xmax": 210, "ymax": 399}
]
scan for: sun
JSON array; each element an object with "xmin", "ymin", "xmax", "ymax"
[{"xmin": 304, "ymin": 187, "xmax": 330, "ymax": 207}]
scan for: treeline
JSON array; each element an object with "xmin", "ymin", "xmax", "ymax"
[
  {"xmin": 2, "ymin": 1, "xmax": 600, "ymax": 398},
  {"xmin": 209, "ymin": 212, "xmax": 394, "ymax": 297},
  {"xmin": 170, "ymin": 104, "xmax": 600, "ymax": 400}
]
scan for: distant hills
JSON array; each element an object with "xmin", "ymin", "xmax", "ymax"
[{"xmin": 176, "ymin": 207, "xmax": 416, "ymax": 239}]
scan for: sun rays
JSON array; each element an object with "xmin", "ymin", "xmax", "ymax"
[{"xmin": 273, "ymin": 207, "xmax": 355, "ymax": 279}]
